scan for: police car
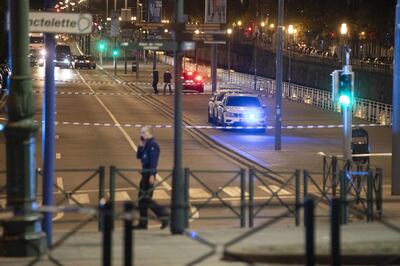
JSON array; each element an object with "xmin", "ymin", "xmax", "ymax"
[
  {"xmin": 215, "ymin": 94, "xmax": 266, "ymax": 129},
  {"xmin": 208, "ymin": 88, "xmax": 243, "ymax": 123}
]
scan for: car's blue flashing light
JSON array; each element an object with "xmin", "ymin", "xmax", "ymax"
[
  {"xmin": 0, "ymin": 124, "xmax": 4, "ymax": 131},
  {"xmin": 190, "ymin": 231, "xmax": 197, "ymax": 239}
]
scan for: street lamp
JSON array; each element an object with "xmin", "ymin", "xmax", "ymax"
[
  {"xmin": 227, "ymin": 28, "xmax": 233, "ymax": 81},
  {"xmin": 288, "ymin": 25, "xmax": 295, "ymax": 98},
  {"xmin": 340, "ymin": 23, "xmax": 349, "ymax": 66},
  {"xmin": 237, "ymin": 20, "xmax": 242, "ymax": 27}
]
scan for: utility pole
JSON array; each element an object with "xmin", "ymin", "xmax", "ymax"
[
  {"xmin": 211, "ymin": 44, "xmax": 217, "ymax": 92},
  {"xmin": 171, "ymin": 0, "xmax": 185, "ymax": 234},
  {"xmin": 275, "ymin": 0, "xmax": 284, "ymax": 151},
  {"xmin": 41, "ymin": 0, "xmax": 56, "ymax": 247},
  {"xmin": 392, "ymin": 0, "xmax": 400, "ymax": 195},
  {"xmin": 0, "ymin": 0, "xmax": 46, "ymax": 256}
]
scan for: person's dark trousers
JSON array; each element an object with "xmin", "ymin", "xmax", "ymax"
[
  {"xmin": 138, "ymin": 173, "xmax": 168, "ymax": 228},
  {"xmin": 163, "ymin": 83, "xmax": 172, "ymax": 94},
  {"xmin": 152, "ymin": 82, "xmax": 159, "ymax": 94}
]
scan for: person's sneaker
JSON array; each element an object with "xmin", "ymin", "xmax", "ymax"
[
  {"xmin": 132, "ymin": 224, "xmax": 147, "ymax": 230},
  {"xmin": 160, "ymin": 219, "xmax": 169, "ymax": 230}
]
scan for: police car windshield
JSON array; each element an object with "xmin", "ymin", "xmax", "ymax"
[{"xmin": 226, "ymin": 96, "xmax": 260, "ymax": 107}]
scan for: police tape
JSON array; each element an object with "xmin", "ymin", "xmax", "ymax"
[
  {"xmin": 32, "ymin": 78, "xmax": 262, "ymax": 87},
  {"xmin": 47, "ymin": 121, "xmax": 389, "ymax": 130}
]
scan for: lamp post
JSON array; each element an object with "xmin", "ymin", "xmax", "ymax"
[
  {"xmin": 227, "ymin": 28, "xmax": 233, "ymax": 81},
  {"xmin": 340, "ymin": 23, "xmax": 348, "ymax": 66},
  {"xmin": 288, "ymin": 25, "xmax": 294, "ymax": 98}
]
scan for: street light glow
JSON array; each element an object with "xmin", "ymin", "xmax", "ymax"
[
  {"xmin": 227, "ymin": 28, "xmax": 233, "ymax": 35},
  {"xmin": 194, "ymin": 29, "xmax": 200, "ymax": 35},
  {"xmin": 270, "ymin": 23, "xmax": 275, "ymax": 29},
  {"xmin": 237, "ymin": 20, "xmax": 242, "ymax": 26},
  {"xmin": 341, "ymin": 23, "xmax": 348, "ymax": 35},
  {"xmin": 261, "ymin": 22, "xmax": 265, "ymax": 27},
  {"xmin": 288, "ymin": 25, "xmax": 294, "ymax": 35}
]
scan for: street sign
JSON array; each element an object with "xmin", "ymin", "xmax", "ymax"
[
  {"xmin": 138, "ymin": 41, "xmax": 177, "ymax": 51},
  {"xmin": 110, "ymin": 10, "xmax": 120, "ymax": 37},
  {"xmin": 29, "ymin": 12, "xmax": 92, "ymax": 34},
  {"xmin": 181, "ymin": 41, "xmax": 196, "ymax": 51}
]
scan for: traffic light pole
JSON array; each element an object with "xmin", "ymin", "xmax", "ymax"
[
  {"xmin": 392, "ymin": 0, "xmax": 400, "ymax": 195},
  {"xmin": 275, "ymin": 0, "xmax": 284, "ymax": 151},
  {"xmin": 0, "ymin": 0, "xmax": 46, "ymax": 256},
  {"xmin": 342, "ymin": 49, "xmax": 353, "ymax": 162},
  {"xmin": 170, "ymin": 0, "xmax": 185, "ymax": 234}
]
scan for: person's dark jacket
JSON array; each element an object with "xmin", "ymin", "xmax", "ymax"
[
  {"xmin": 163, "ymin": 72, "xmax": 172, "ymax": 83},
  {"xmin": 137, "ymin": 137, "xmax": 160, "ymax": 175},
  {"xmin": 152, "ymin": 70, "xmax": 159, "ymax": 84}
]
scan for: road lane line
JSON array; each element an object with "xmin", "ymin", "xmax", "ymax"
[
  {"xmin": 221, "ymin": 186, "xmax": 249, "ymax": 197},
  {"xmin": 189, "ymin": 188, "xmax": 210, "ymax": 198},
  {"xmin": 56, "ymin": 177, "xmax": 64, "ymax": 192},
  {"xmin": 68, "ymin": 193, "xmax": 90, "ymax": 205},
  {"xmin": 258, "ymin": 185, "xmax": 292, "ymax": 196},
  {"xmin": 75, "ymin": 70, "xmax": 171, "ymax": 190},
  {"xmin": 153, "ymin": 190, "xmax": 170, "ymax": 200},
  {"xmin": 56, "ymin": 153, "xmax": 61, "ymax": 159}
]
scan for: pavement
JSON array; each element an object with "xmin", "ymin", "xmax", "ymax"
[{"xmin": 0, "ymin": 222, "xmax": 399, "ymax": 265}]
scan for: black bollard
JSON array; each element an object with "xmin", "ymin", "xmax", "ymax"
[
  {"xmin": 331, "ymin": 198, "xmax": 341, "ymax": 266},
  {"xmin": 102, "ymin": 201, "xmax": 112, "ymax": 266},
  {"xmin": 304, "ymin": 198, "xmax": 315, "ymax": 266},
  {"xmin": 124, "ymin": 202, "xmax": 134, "ymax": 266}
]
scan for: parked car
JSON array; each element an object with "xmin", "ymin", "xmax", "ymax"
[
  {"xmin": 74, "ymin": 55, "xmax": 96, "ymax": 69},
  {"xmin": 208, "ymin": 88, "xmax": 243, "ymax": 123},
  {"xmin": 181, "ymin": 71, "xmax": 204, "ymax": 93},
  {"xmin": 215, "ymin": 93, "xmax": 267, "ymax": 131}
]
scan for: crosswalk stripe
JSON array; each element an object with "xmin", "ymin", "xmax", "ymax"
[
  {"xmin": 258, "ymin": 185, "xmax": 292, "ymax": 196},
  {"xmin": 222, "ymin": 186, "xmax": 249, "ymax": 197},
  {"xmin": 153, "ymin": 190, "xmax": 170, "ymax": 200},
  {"xmin": 189, "ymin": 188, "xmax": 210, "ymax": 198},
  {"xmin": 110, "ymin": 191, "xmax": 131, "ymax": 202},
  {"xmin": 56, "ymin": 177, "xmax": 64, "ymax": 192},
  {"xmin": 68, "ymin": 193, "xmax": 90, "ymax": 205}
]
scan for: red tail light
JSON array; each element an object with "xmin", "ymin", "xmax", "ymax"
[{"xmin": 195, "ymin": 75, "xmax": 202, "ymax": 81}]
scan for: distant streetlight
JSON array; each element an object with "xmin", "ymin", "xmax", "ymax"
[
  {"xmin": 288, "ymin": 24, "xmax": 294, "ymax": 35},
  {"xmin": 227, "ymin": 28, "xmax": 233, "ymax": 80},
  {"xmin": 340, "ymin": 23, "xmax": 348, "ymax": 35},
  {"xmin": 261, "ymin": 21, "xmax": 265, "ymax": 27},
  {"xmin": 270, "ymin": 23, "xmax": 275, "ymax": 29},
  {"xmin": 194, "ymin": 29, "xmax": 200, "ymax": 35},
  {"xmin": 237, "ymin": 20, "xmax": 242, "ymax": 26}
]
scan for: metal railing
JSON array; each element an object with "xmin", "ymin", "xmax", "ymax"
[{"xmin": 184, "ymin": 168, "xmax": 246, "ymax": 228}]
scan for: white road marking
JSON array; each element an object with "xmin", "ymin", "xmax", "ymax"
[
  {"xmin": 68, "ymin": 193, "xmax": 90, "ymax": 205},
  {"xmin": 55, "ymin": 135, "xmax": 60, "ymax": 139},
  {"xmin": 189, "ymin": 188, "xmax": 210, "ymax": 199},
  {"xmin": 56, "ymin": 177, "xmax": 64, "ymax": 192},
  {"xmin": 221, "ymin": 186, "xmax": 249, "ymax": 197},
  {"xmin": 153, "ymin": 190, "xmax": 170, "ymax": 200},
  {"xmin": 52, "ymin": 212, "xmax": 64, "ymax": 221},
  {"xmin": 75, "ymin": 70, "xmax": 171, "ymax": 190},
  {"xmin": 108, "ymin": 191, "xmax": 131, "ymax": 201},
  {"xmin": 188, "ymin": 205, "xmax": 199, "ymax": 221},
  {"xmin": 258, "ymin": 185, "xmax": 292, "ymax": 196},
  {"xmin": 56, "ymin": 153, "xmax": 61, "ymax": 159}
]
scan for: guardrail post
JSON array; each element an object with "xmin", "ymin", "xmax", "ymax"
[
  {"xmin": 340, "ymin": 171, "xmax": 348, "ymax": 224},
  {"xmin": 101, "ymin": 201, "xmax": 112, "ymax": 266},
  {"xmin": 124, "ymin": 202, "xmax": 134, "ymax": 266},
  {"xmin": 304, "ymin": 198, "xmax": 315, "ymax": 266},
  {"xmin": 240, "ymin": 168, "xmax": 246, "ymax": 228},
  {"xmin": 332, "ymin": 156, "xmax": 338, "ymax": 197},
  {"xmin": 375, "ymin": 168, "xmax": 383, "ymax": 219},
  {"xmin": 331, "ymin": 198, "xmax": 341, "ymax": 266},
  {"xmin": 248, "ymin": 168, "xmax": 254, "ymax": 228},
  {"xmin": 367, "ymin": 170, "xmax": 374, "ymax": 222},
  {"xmin": 303, "ymin": 170, "xmax": 309, "ymax": 226},
  {"xmin": 184, "ymin": 168, "xmax": 190, "ymax": 229},
  {"xmin": 295, "ymin": 169, "xmax": 301, "ymax": 227},
  {"xmin": 99, "ymin": 166, "xmax": 106, "ymax": 231},
  {"xmin": 109, "ymin": 166, "xmax": 116, "ymax": 230}
]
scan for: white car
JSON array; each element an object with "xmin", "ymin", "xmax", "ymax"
[
  {"xmin": 215, "ymin": 94, "xmax": 266, "ymax": 130},
  {"xmin": 208, "ymin": 89, "xmax": 242, "ymax": 123}
]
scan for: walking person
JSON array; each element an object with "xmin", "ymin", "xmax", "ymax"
[
  {"xmin": 152, "ymin": 67, "xmax": 159, "ymax": 94},
  {"xmin": 133, "ymin": 126, "xmax": 169, "ymax": 230},
  {"xmin": 163, "ymin": 69, "xmax": 173, "ymax": 94}
]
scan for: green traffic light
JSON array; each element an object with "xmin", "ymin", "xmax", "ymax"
[
  {"xmin": 339, "ymin": 95, "xmax": 351, "ymax": 106},
  {"xmin": 112, "ymin": 49, "xmax": 119, "ymax": 56},
  {"xmin": 97, "ymin": 41, "xmax": 107, "ymax": 51}
]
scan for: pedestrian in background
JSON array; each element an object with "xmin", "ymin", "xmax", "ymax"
[
  {"xmin": 163, "ymin": 69, "xmax": 172, "ymax": 94},
  {"xmin": 133, "ymin": 126, "xmax": 169, "ymax": 230},
  {"xmin": 152, "ymin": 67, "xmax": 159, "ymax": 94}
]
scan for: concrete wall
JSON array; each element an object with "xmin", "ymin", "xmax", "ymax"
[{"xmin": 189, "ymin": 43, "xmax": 393, "ymax": 103}]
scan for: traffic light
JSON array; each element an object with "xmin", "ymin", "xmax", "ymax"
[
  {"xmin": 338, "ymin": 71, "xmax": 353, "ymax": 105},
  {"xmin": 331, "ymin": 68, "xmax": 354, "ymax": 106},
  {"xmin": 97, "ymin": 41, "xmax": 107, "ymax": 52},
  {"xmin": 112, "ymin": 48, "xmax": 120, "ymax": 57}
]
